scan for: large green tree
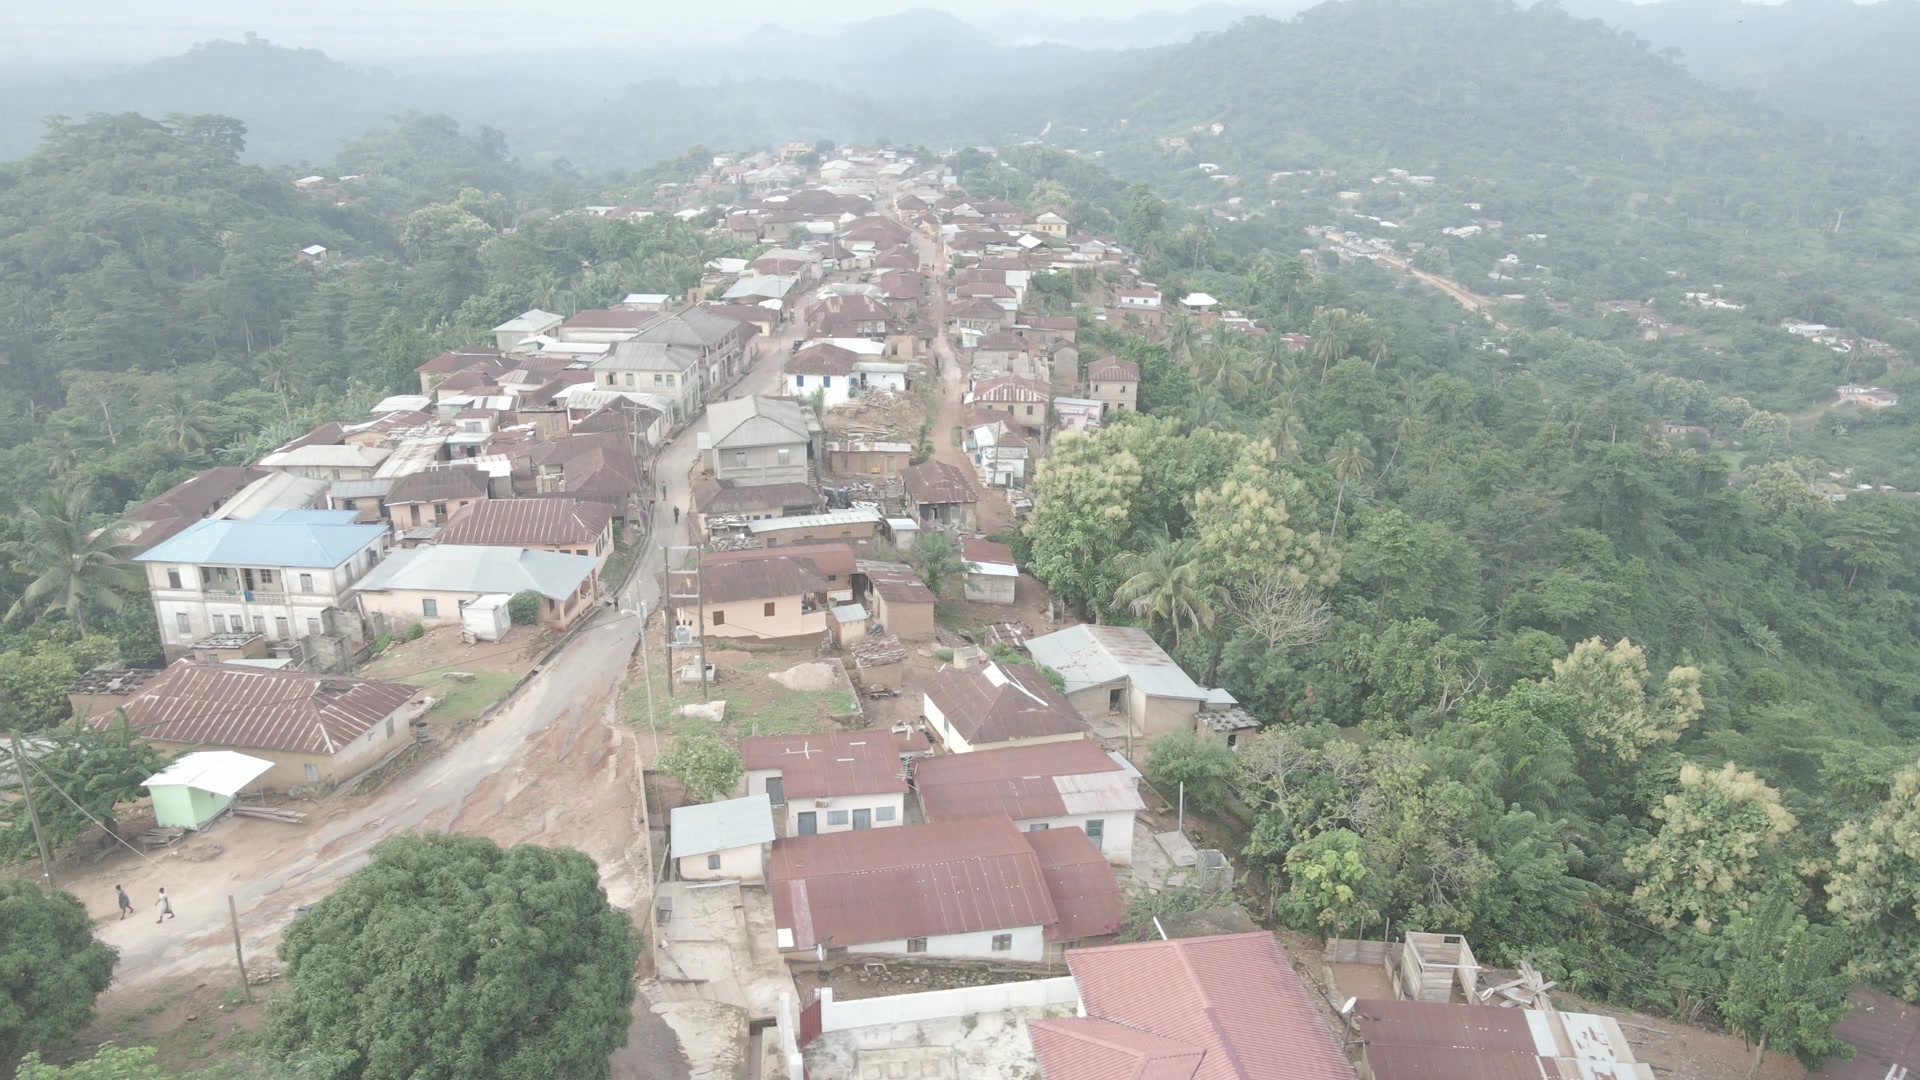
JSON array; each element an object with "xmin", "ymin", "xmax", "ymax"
[
  {"xmin": 3, "ymin": 490, "xmax": 142, "ymax": 635},
  {"xmin": 0, "ymin": 881, "xmax": 118, "ymax": 1073},
  {"xmin": 266, "ymin": 834, "xmax": 638, "ymax": 1080}
]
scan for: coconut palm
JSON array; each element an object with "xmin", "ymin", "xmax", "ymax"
[
  {"xmin": 3, "ymin": 488, "xmax": 143, "ymax": 635},
  {"xmin": 256, "ymin": 351, "xmax": 300, "ymax": 424},
  {"xmin": 1260, "ymin": 410, "xmax": 1309, "ymax": 461},
  {"xmin": 1326, "ymin": 429, "xmax": 1376, "ymax": 537},
  {"xmin": 1381, "ymin": 392, "xmax": 1429, "ymax": 479},
  {"xmin": 1193, "ymin": 343, "xmax": 1250, "ymax": 400},
  {"xmin": 904, "ymin": 529, "xmax": 975, "ymax": 598},
  {"xmin": 1167, "ymin": 310, "xmax": 1197, "ymax": 365},
  {"xmin": 1111, "ymin": 530, "xmax": 1220, "ymax": 647},
  {"xmin": 1181, "ymin": 389, "xmax": 1234, "ymax": 432},
  {"xmin": 148, "ymin": 389, "xmax": 212, "ymax": 452},
  {"xmin": 1309, "ymin": 307, "xmax": 1357, "ymax": 382}
]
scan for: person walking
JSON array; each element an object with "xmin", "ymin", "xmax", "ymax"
[
  {"xmin": 115, "ymin": 885, "xmax": 133, "ymax": 920},
  {"xmin": 155, "ymin": 887, "xmax": 174, "ymax": 923},
  {"xmin": 672, "ymin": 506, "xmax": 681, "ymax": 525}
]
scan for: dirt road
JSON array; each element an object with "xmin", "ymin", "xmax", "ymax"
[{"xmin": 910, "ymin": 223, "xmax": 1013, "ymax": 535}]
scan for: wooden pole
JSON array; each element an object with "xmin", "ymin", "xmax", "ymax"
[
  {"xmin": 228, "ymin": 895, "xmax": 253, "ymax": 1003},
  {"xmin": 10, "ymin": 731, "xmax": 56, "ymax": 889}
]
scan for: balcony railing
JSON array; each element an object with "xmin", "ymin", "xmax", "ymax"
[{"xmin": 201, "ymin": 588, "xmax": 289, "ymax": 604}]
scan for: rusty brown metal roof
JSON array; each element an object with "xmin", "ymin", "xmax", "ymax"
[
  {"xmin": 1025, "ymin": 827, "xmax": 1123, "ymax": 942},
  {"xmin": 667, "ymin": 555, "xmax": 826, "ymax": 607},
  {"xmin": 101, "ymin": 662, "xmax": 419, "ymax": 756},
  {"xmin": 384, "ymin": 466, "xmax": 491, "ymax": 505},
  {"xmin": 973, "ymin": 375, "xmax": 1051, "ymax": 403},
  {"xmin": 922, "ymin": 662, "xmax": 1089, "ymax": 747},
  {"xmin": 1087, "ymin": 357, "xmax": 1141, "ymax": 382},
  {"xmin": 741, "ymin": 729, "xmax": 906, "ymax": 798},
  {"xmin": 769, "ymin": 817, "xmax": 1056, "ymax": 950},
  {"xmin": 867, "ymin": 567, "xmax": 937, "ymax": 604},
  {"xmin": 437, "ymin": 497, "xmax": 614, "ymax": 548},
  {"xmin": 1348, "ymin": 999, "xmax": 1537, "ymax": 1055},
  {"xmin": 1821, "ymin": 986, "xmax": 1920, "ymax": 1080},
  {"xmin": 915, "ymin": 739, "xmax": 1140, "ymax": 822},
  {"xmin": 1027, "ymin": 1016, "xmax": 1205, "ymax": 1080},
  {"xmin": 901, "ymin": 459, "xmax": 978, "ymax": 505}
]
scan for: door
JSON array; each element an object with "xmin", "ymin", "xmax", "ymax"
[
  {"xmin": 797, "ymin": 811, "xmax": 817, "ymax": 836},
  {"xmin": 852, "ymin": 808, "xmax": 872, "ymax": 830},
  {"xmin": 766, "ymin": 777, "xmax": 785, "ymax": 806},
  {"xmin": 1085, "ymin": 819, "xmax": 1105, "ymax": 851}
]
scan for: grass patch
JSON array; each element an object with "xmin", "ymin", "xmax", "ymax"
[{"xmin": 412, "ymin": 668, "xmax": 519, "ymax": 726}]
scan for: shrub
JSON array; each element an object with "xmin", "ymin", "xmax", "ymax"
[
  {"xmin": 405, "ymin": 622, "xmax": 425, "ymax": 641},
  {"xmin": 508, "ymin": 590, "xmax": 541, "ymax": 625}
]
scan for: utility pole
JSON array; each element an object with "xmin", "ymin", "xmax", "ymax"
[
  {"xmin": 666, "ymin": 544, "xmax": 709, "ymax": 701},
  {"xmin": 9, "ymin": 731, "xmax": 56, "ymax": 890},
  {"xmin": 228, "ymin": 895, "xmax": 253, "ymax": 1003}
]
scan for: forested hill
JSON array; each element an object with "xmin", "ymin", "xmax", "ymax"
[
  {"xmin": 1561, "ymin": 0, "xmax": 1920, "ymax": 147},
  {"xmin": 1018, "ymin": 0, "xmax": 1920, "ymax": 313}
]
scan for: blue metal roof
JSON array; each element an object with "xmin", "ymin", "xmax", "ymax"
[{"xmin": 133, "ymin": 514, "xmax": 387, "ymax": 568}]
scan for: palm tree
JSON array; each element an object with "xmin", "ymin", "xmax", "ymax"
[
  {"xmin": 1260, "ymin": 410, "xmax": 1308, "ymax": 461},
  {"xmin": 1381, "ymin": 392, "xmax": 1429, "ymax": 479},
  {"xmin": 149, "ymin": 389, "xmax": 212, "ymax": 452},
  {"xmin": 1167, "ymin": 311, "xmax": 1197, "ymax": 365},
  {"xmin": 1326, "ymin": 430, "xmax": 1376, "ymax": 537},
  {"xmin": 3, "ymin": 489, "xmax": 143, "ymax": 635},
  {"xmin": 1181, "ymin": 389, "xmax": 1233, "ymax": 432},
  {"xmin": 1111, "ymin": 530, "xmax": 1219, "ymax": 647},
  {"xmin": 904, "ymin": 529, "xmax": 974, "ymax": 598},
  {"xmin": 1193, "ymin": 343, "xmax": 1250, "ymax": 400},
  {"xmin": 1309, "ymin": 308, "xmax": 1356, "ymax": 382},
  {"xmin": 256, "ymin": 351, "xmax": 300, "ymax": 424}
]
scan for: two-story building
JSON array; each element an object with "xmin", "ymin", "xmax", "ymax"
[
  {"xmin": 633, "ymin": 305, "xmax": 752, "ymax": 402},
  {"xmin": 1085, "ymin": 356, "xmax": 1141, "ymax": 415},
  {"xmin": 134, "ymin": 509, "xmax": 390, "ymax": 662},
  {"xmin": 783, "ymin": 344, "xmax": 861, "ymax": 409},
  {"xmin": 593, "ymin": 341, "xmax": 704, "ymax": 427},
  {"xmin": 742, "ymin": 729, "xmax": 908, "ymax": 836},
  {"xmin": 705, "ymin": 396, "xmax": 816, "ymax": 488},
  {"xmin": 381, "ymin": 466, "xmax": 492, "ymax": 537}
]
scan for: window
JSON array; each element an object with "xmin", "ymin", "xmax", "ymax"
[
  {"xmin": 385, "ymin": 717, "xmax": 395, "ymax": 738},
  {"xmin": 258, "ymin": 570, "xmax": 274, "ymax": 585},
  {"xmin": 1084, "ymin": 819, "xmax": 1104, "ymax": 850},
  {"xmin": 1028, "ymin": 823, "xmax": 1050, "ymax": 831},
  {"xmin": 991, "ymin": 934, "xmax": 1012, "ymax": 952},
  {"xmin": 665, "ymin": 374, "xmax": 675, "ymax": 387},
  {"xmin": 734, "ymin": 451, "xmax": 748, "ymax": 468},
  {"xmin": 275, "ymin": 617, "xmax": 289, "ymax": 638},
  {"xmin": 707, "ymin": 853, "xmax": 722, "ymax": 870},
  {"xmin": 776, "ymin": 448, "xmax": 791, "ymax": 466},
  {"xmin": 303, "ymin": 764, "xmax": 320, "ymax": 782},
  {"xmin": 606, "ymin": 373, "xmax": 617, "ymax": 386},
  {"xmin": 827, "ymin": 810, "xmax": 850, "ymax": 826},
  {"xmin": 793, "ymin": 374, "xmax": 805, "ymax": 387},
  {"xmin": 653, "ymin": 373, "xmax": 665, "ymax": 386},
  {"xmin": 906, "ymin": 938, "xmax": 928, "ymax": 954},
  {"xmin": 166, "ymin": 569, "xmax": 183, "ymax": 589},
  {"xmin": 298, "ymin": 573, "xmax": 314, "ymax": 593},
  {"xmin": 822, "ymin": 376, "xmax": 832, "ymax": 387},
  {"xmin": 433, "ymin": 503, "xmax": 448, "ymax": 518},
  {"xmin": 764, "ymin": 602, "xmax": 776, "ymax": 617},
  {"xmin": 1025, "ymin": 405, "xmax": 1035, "ymax": 415},
  {"xmin": 252, "ymin": 616, "xmax": 265, "ymax": 632},
  {"xmin": 623, "ymin": 373, "xmax": 635, "ymax": 387},
  {"xmin": 712, "ymin": 610, "xmax": 725, "ymax": 625},
  {"xmin": 175, "ymin": 613, "xmax": 191, "ymax": 634},
  {"xmin": 305, "ymin": 618, "xmax": 321, "ymax": 636},
  {"xmin": 422, "ymin": 599, "xmax": 439, "ymax": 617},
  {"xmin": 875, "ymin": 805, "xmax": 895, "ymax": 822},
  {"xmin": 576, "ymin": 549, "xmax": 588, "ymax": 556}
]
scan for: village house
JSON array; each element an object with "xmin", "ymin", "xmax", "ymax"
[
  {"xmin": 95, "ymin": 662, "xmax": 427, "ymax": 793},
  {"xmin": 663, "ymin": 553, "xmax": 827, "ymax": 643},
  {"xmin": 961, "ymin": 538, "xmax": 1018, "ymax": 604},
  {"xmin": 783, "ymin": 344, "xmax": 861, "ymax": 408},
  {"xmin": 705, "ymin": 396, "xmax": 816, "ymax": 487},
  {"xmin": 325, "ymin": 479, "xmax": 393, "ymax": 524},
  {"xmin": 1085, "ymin": 356, "xmax": 1140, "ymax": 414},
  {"xmin": 948, "ymin": 297, "xmax": 1012, "ymax": 337},
  {"xmin": 749, "ymin": 508, "xmax": 883, "ymax": 549},
  {"xmin": 1027, "ymin": 623, "xmax": 1212, "ymax": 742},
  {"xmin": 353, "ymin": 545, "xmax": 601, "ymax": 632},
  {"xmin": 670, "ymin": 793, "xmax": 776, "ymax": 882},
  {"xmin": 381, "ymin": 466, "xmax": 492, "ymax": 537},
  {"xmin": 1348, "ymin": 997, "xmax": 1651, "ymax": 1080},
  {"xmin": 691, "ymin": 479, "xmax": 821, "ymax": 539},
  {"xmin": 1031, "ymin": 211, "xmax": 1068, "ymax": 237},
  {"xmin": 436, "ymin": 497, "xmax": 617, "ymax": 569},
  {"xmin": 971, "ymin": 423, "xmax": 1036, "ymax": 489},
  {"xmin": 528, "ymin": 431, "xmax": 646, "ymax": 512},
  {"xmin": 901, "ymin": 459, "xmax": 980, "ymax": 530},
  {"xmin": 824, "ymin": 440, "xmax": 912, "ymax": 478},
  {"xmin": 1027, "ymin": 932, "xmax": 1352, "ymax": 1079},
  {"xmin": 973, "ymin": 333, "xmax": 1042, "ymax": 380},
  {"xmin": 135, "ymin": 509, "xmax": 388, "ymax": 662},
  {"xmin": 921, "ymin": 660, "xmax": 1091, "ymax": 753},
  {"xmin": 973, "ymin": 374, "xmax": 1052, "ymax": 436},
  {"xmin": 1838, "ymin": 384, "xmax": 1899, "ymax": 408},
  {"xmin": 862, "ymin": 567, "xmax": 937, "ymax": 640},
  {"xmin": 768, "ymin": 816, "xmax": 1120, "ymax": 962},
  {"xmin": 414, "ymin": 347, "xmax": 506, "ymax": 394},
  {"xmin": 639, "ymin": 305, "xmax": 753, "ymax": 395},
  {"xmin": 123, "ymin": 466, "xmax": 268, "ymax": 552},
  {"xmin": 743, "ymin": 729, "xmax": 907, "ymax": 836},
  {"xmin": 1052, "ymin": 397, "xmax": 1104, "ymax": 434},
  {"xmin": 593, "ymin": 341, "xmax": 703, "ymax": 426},
  {"xmin": 492, "ymin": 309, "xmax": 564, "ymax": 352},
  {"xmin": 257, "ymin": 443, "xmax": 393, "ymax": 482},
  {"xmin": 915, "ymin": 739, "xmax": 1144, "ymax": 865}
]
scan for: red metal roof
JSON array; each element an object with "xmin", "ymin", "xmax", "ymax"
[
  {"xmin": 901, "ymin": 459, "xmax": 979, "ymax": 505},
  {"xmin": 1029, "ymin": 1016, "xmax": 1204, "ymax": 1080},
  {"xmin": 915, "ymin": 739, "xmax": 1142, "ymax": 821},
  {"xmin": 769, "ymin": 817, "xmax": 1057, "ymax": 950},
  {"xmin": 741, "ymin": 730, "xmax": 906, "ymax": 798},
  {"xmin": 1025, "ymin": 827, "xmax": 1123, "ymax": 941},
  {"xmin": 922, "ymin": 663, "xmax": 1089, "ymax": 747},
  {"xmin": 1058, "ymin": 933, "xmax": 1355, "ymax": 1080},
  {"xmin": 867, "ymin": 567, "xmax": 937, "ymax": 604},
  {"xmin": 438, "ymin": 497, "xmax": 615, "ymax": 547},
  {"xmin": 1087, "ymin": 357, "xmax": 1141, "ymax": 382},
  {"xmin": 103, "ymin": 662, "xmax": 420, "ymax": 756},
  {"xmin": 1822, "ymin": 986, "xmax": 1920, "ymax": 1080},
  {"xmin": 961, "ymin": 537, "xmax": 1016, "ymax": 568}
]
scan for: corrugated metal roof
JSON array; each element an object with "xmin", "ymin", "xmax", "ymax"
[
  {"xmin": 1087, "ymin": 357, "xmax": 1141, "ymax": 382},
  {"xmin": 142, "ymin": 751, "xmax": 274, "ymax": 796},
  {"xmin": 209, "ymin": 473, "xmax": 329, "ymax": 520},
  {"xmin": 328, "ymin": 479, "xmax": 395, "ymax": 499},
  {"xmin": 1821, "ymin": 986, "xmax": 1920, "ymax": 1080},
  {"xmin": 259, "ymin": 444, "xmax": 391, "ymax": 469},
  {"xmin": 670, "ymin": 793, "xmax": 776, "ymax": 858},
  {"xmin": 353, "ymin": 545, "xmax": 597, "ymax": 600},
  {"xmin": 868, "ymin": 568, "xmax": 937, "ymax": 604},
  {"xmin": 667, "ymin": 556, "xmax": 824, "ymax": 605},
  {"xmin": 707, "ymin": 396, "xmax": 811, "ymax": 449},
  {"xmin": 902, "ymin": 459, "xmax": 978, "ymax": 505},
  {"xmin": 133, "ymin": 511, "xmax": 386, "ymax": 568},
  {"xmin": 104, "ymin": 663, "xmax": 418, "ymax": 755},
  {"xmin": 386, "ymin": 467, "xmax": 491, "ymax": 505},
  {"xmin": 1026, "ymin": 827, "xmax": 1123, "ymax": 941},
  {"xmin": 741, "ymin": 730, "xmax": 906, "ymax": 798},
  {"xmin": 769, "ymin": 817, "xmax": 1056, "ymax": 950},
  {"xmin": 1028, "ymin": 1016, "xmax": 1205, "ymax": 1080},
  {"xmin": 923, "ymin": 662, "xmax": 1089, "ymax": 747},
  {"xmin": 748, "ymin": 509, "xmax": 881, "ymax": 533},
  {"xmin": 1027, "ymin": 624, "xmax": 1209, "ymax": 701},
  {"xmin": 1063, "ymin": 933, "xmax": 1355, "ymax": 1080},
  {"xmin": 916, "ymin": 740, "xmax": 1142, "ymax": 822},
  {"xmin": 437, "ymin": 498, "xmax": 615, "ymax": 547}
]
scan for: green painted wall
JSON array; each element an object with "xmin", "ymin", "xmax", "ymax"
[{"xmin": 149, "ymin": 784, "xmax": 233, "ymax": 829}]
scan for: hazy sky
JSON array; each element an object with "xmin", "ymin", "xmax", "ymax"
[{"xmin": 7, "ymin": 0, "xmax": 1271, "ymax": 62}]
